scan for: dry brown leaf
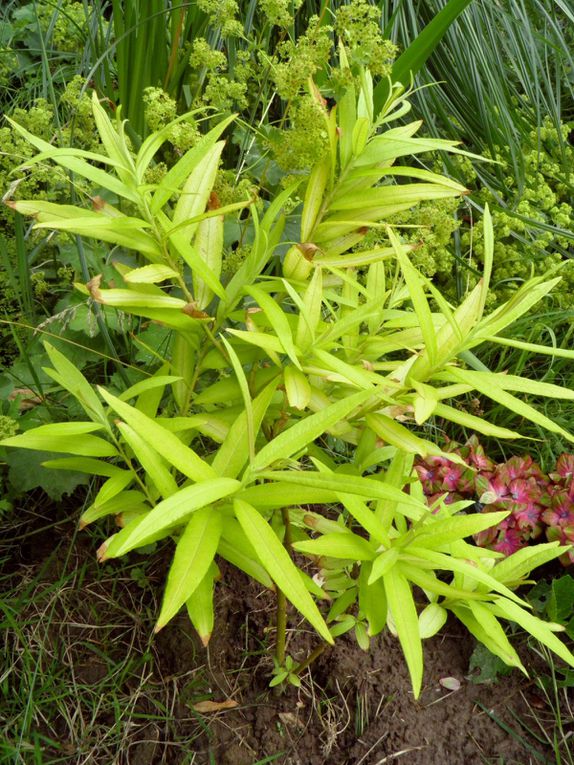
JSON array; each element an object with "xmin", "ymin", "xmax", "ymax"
[{"xmin": 192, "ymin": 699, "xmax": 238, "ymax": 713}]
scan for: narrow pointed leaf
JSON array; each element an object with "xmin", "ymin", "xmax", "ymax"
[
  {"xmin": 155, "ymin": 507, "xmax": 222, "ymax": 631},
  {"xmin": 234, "ymin": 499, "xmax": 333, "ymax": 644}
]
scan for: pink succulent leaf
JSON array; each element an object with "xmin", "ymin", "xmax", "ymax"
[
  {"xmin": 441, "ymin": 464, "xmax": 465, "ymax": 492},
  {"xmin": 474, "ymin": 526, "xmax": 498, "ymax": 548},
  {"xmin": 511, "ymin": 502, "xmax": 543, "ymax": 531},
  {"xmin": 542, "ymin": 491, "xmax": 574, "ymax": 528},
  {"xmin": 508, "ymin": 478, "xmax": 543, "ymax": 505},
  {"xmin": 493, "ymin": 527, "xmax": 527, "ymax": 556},
  {"xmin": 477, "ymin": 475, "xmax": 510, "ymax": 505},
  {"xmin": 468, "ymin": 440, "xmax": 495, "ymax": 472},
  {"xmin": 556, "ymin": 454, "xmax": 574, "ymax": 480}
]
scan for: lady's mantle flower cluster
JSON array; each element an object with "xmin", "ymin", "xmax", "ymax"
[{"xmin": 415, "ymin": 436, "xmax": 574, "ymax": 564}]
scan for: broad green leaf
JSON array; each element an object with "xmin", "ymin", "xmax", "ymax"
[
  {"xmin": 339, "ymin": 493, "xmax": 386, "ymax": 544},
  {"xmin": 245, "ymin": 285, "xmax": 300, "ymax": 368},
  {"xmin": 162, "ymin": 219, "xmax": 226, "ymax": 299},
  {"xmin": 117, "ymin": 422, "xmax": 178, "ymax": 499},
  {"xmin": 226, "ymin": 329, "xmax": 284, "ymax": 359},
  {"xmin": 293, "ymin": 532, "xmax": 375, "ymax": 561},
  {"xmin": 236, "ymin": 483, "xmax": 339, "ymax": 508},
  {"xmin": 90, "ymin": 287, "xmax": 187, "ymax": 310},
  {"xmin": 194, "ymin": 213, "xmax": 224, "ymax": 309},
  {"xmin": 234, "ymin": 499, "xmax": 333, "ymax": 644},
  {"xmin": 100, "ymin": 479, "xmax": 239, "ymax": 559},
  {"xmin": 186, "ymin": 562, "xmax": 219, "ymax": 646},
  {"xmin": 399, "ymin": 563, "xmax": 486, "ymax": 601},
  {"xmin": 493, "ymin": 543, "xmax": 565, "ymax": 586},
  {"xmin": 418, "ymin": 603, "xmax": 448, "ymax": 639},
  {"xmin": 150, "ymin": 116, "xmax": 235, "ymax": 213},
  {"xmin": 249, "ymin": 390, "xmax": 372, "ymax": 474},
  {"xmin": 451, "ymin": 604, "xmax": 526, "ymax": 670},
  {"xmin": 155, "ymin": 507, "xmax": 222, "ymax": 631},
  {"xmin": 7, "ymin": 118, "xmax": 140, "ymax": 203},
  {"xmin": 123, "ymin": 265, "xmax": 179, "ymax": 284},
  {"xmin": 295, "ymin": 267, "xmax": 323, "ymax": 351},
  {"xmin": 383, "ymin": 567, "xmax": 423, "ymax": 698},
  {"xmin": 93, "ymin": 470, "xmax": 134, "ymax": 507},
  {"xmin": 118, "ymin": 375, "xmax": 182, "ymax": 402},
  {"xmin": 366, "ymin": 412, "xmax": 458, "ymax": 460},
  {"xmin": 432, "ymin": 403, "xmax": 525, "ymax": 439},
  {"xmin": 407, "ymin": 547, "xmax": 527, "ymax": 606},
  {"xmin": 301, "ymin": 155, "xmax": 330, "ymax": 241},
  {"xmin": 467, "ymin": 601, "xmax": 527, "ymax": 673},
  {"xmin": 358, "ymin": 564, "xmax": 387, "ymax": 637},
  {"xmin": 310, "ymin": 348, "xmax": 377, "ymax": 389},
  {"xmin": 475, "ymin": 277, "xmax": 561, "ymax": 341},
  {"xmin": 218, "ymin": 520, "xmax": 274, "ymax": 590},
  {"xmin": 172, "ymin": 141, "xmax": 225, "ymax": 242},
  {"xmin": 220, "ymin": 335, "xmax": 255, "ymax": 460},
  {"xmin": 368, "ymin": 548, "xmax": 400, "ymax": 584},
  {"xmin": 284, "ymin": 366, "xmax": 312, "ymax": 410},
  {"xmin": 413, "ymin": 512, "xmax": 509, "ymax": 550},
  {"xmin": 99, "ymin": 387, "xmax": 216, "ymax": 482},
  {"xmin": 478, "ymin": 204, "xmax": 493, "ymax": 319}
]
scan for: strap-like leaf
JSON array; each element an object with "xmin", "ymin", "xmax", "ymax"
[
  {"xmin": 155, "ymin": 507, "xmax": 222, "ymax": 631},
  {"xmin": 100, "ymin": 479, "xmax": 239, "ymax": 559},
  {"xmin": 383, "ymin": 566, "xmax": 423, "ymax": 698},
  {"xmin": 234, "ymin": 499, "xmax": 333, "ymax": 644},
  {"xmin": 249, "ymin": 390, "xmax": 371, "ymax": 473},
  {"xmin": 99, "ymin": 387, "xmax": 216, "ymax": 482}
]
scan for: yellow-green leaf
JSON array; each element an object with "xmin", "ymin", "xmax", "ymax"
[{"xmin": 234, "ymin": 499, "xmax": 333, "ymax": 644}]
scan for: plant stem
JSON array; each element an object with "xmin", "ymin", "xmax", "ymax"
[
  {"xmin": 293, "ymin": 642, "xmax": 327, "ymax": 676},
  {"xmin": 275, "ymin": 507, "xmax": 293, "ymax": 667},
  {"xmin": 275, "ymin": 588, "xmax": 287, "ymax": 667}
]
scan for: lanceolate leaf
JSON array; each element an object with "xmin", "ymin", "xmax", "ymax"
[
  {"xmin": 155, "ymin": 507, "xmax": 222, "ymax": 631},
  {"xmin": 116, "ymin": 421, "xmax": 178, "ymax": 499},
  {"xmin": 186, "ymin": 562, "xmax": 219, "ymax": 646},
  {"xmin": 234, "ymin": 499, "xmax": 333, "ymax": 644},
  {"xmin": 248, "ymin": 390, "xmax": 372, "ymax": 474},
  {"xmin": 100, "ymin": 479, "xmax": 239, "ymax": 559},
  {"xmin": 98, "ymin": 387, "xmax": 216, "ymax": 482},
  {"xmin": 490, "ymin": 598, "xmax": 574, "ymax": 667},
  {"xmin": 212, "ymin": 377, "xmax": 279, "ymax": 479},
  {"xmin": 0, "ymin": 424, "xmax": 117, "ymax": 458},
  {"xmin": 383, "ymin": 566, "xmax": 423, "ymax": 698},
  {"xmin": 258, "ymin": 470, "xmax": 426, "ymax": 512},
  {"xmin": 293, "ymin": 531, "xmax": 376, "ymax": 561}
]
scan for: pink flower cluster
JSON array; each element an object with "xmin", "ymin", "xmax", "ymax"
[{"xmin": 415, "ymin": 437, "xmax": 574, "ymax": 564}]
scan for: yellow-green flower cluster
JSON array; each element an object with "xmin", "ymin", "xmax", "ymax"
[
  {"xmin": 143, "ymin": 87, "xmax": 199, "ymax": 152},
  {"xmin": 267, "ymin": 95, "xmax": 330, "ymax": 171},
  {"xmin": 456, "ymin": 118, "xmax": 574, "ymax": 306},
  {"xmin": 189, "ymin": 40, "xmax": 251, "ymax": 112},
  {"xmin": 334, "ymin": 0, "xmax": 397, "ymax": 77},
  {"xmin": 196, "ymin": 0, "xmax": 244, "ymax": 38},
  {"xmin": 258, "ymin": 0, "xmax": 303, "ymax": 29},
  {"xmin": 272, "ymin": 17, "xmax": 333, "ymax": 100}
]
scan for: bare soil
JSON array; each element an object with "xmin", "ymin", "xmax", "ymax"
[{"xmin": 0, "ymin": 503, "xmax": 557, "ymax": 765}]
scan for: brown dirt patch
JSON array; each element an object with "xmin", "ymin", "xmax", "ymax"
[{"xmin": 0, "ymin": 507, "xmax": 559, "ymax": 765}]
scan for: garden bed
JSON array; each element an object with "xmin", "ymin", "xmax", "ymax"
[{"xmin": 1, "ymin": 502, "xmax": 552, "ymax": 765}]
